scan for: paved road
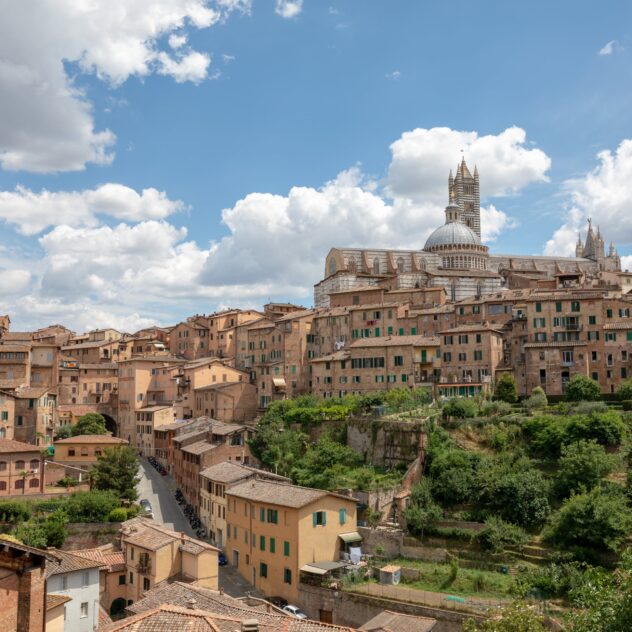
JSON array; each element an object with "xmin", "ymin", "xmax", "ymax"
[
  {"xmin": 137, "ymin": 458, "xmax": 194, "ymax": 537},
  {"xmin": 136, "ymin": 458, "xmax": 260, "ymax": 598}
]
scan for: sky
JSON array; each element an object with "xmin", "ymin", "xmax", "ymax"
[{"xmin": 2, "ymin": 0, "xmax": 632, "ymax": 332}]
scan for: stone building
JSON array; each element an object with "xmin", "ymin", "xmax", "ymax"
[{"xmin": 315, "ymin": 159, "xmax": 622, "ymax": 309}]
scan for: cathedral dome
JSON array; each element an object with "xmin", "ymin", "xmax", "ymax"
[{"xmin": 424, "ymin": 221, "xmax": 480, "ymax": 250}]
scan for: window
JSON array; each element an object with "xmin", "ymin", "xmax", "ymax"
[
  {"xmin": 313, "ymin": 511, "xmax": 326, "ymax": 526},
  {"xmin": 284, "ymin": 568, "xmax": 292, "ymax": 584},
  {"xmin": 129, "ymin": 572, "xmax": 134, "ymax": 584},
  {"xmin": 605, "ymin": 332, "xmax": 617, "ymax": 342},
  {"xmin": 15, "ymin": 460, "xmax": 24, "ymax": 470},
  {"xmin": 339, "ymin": 508, "xmax": 346, "ymax": 525},
  {"xmin": 606, "ymin": 309, "xmax": 613, "ymax": 318},
  {"xmin": 589, "ymin": 315, "xmax": 597, "ymax": 325},
  {"xmin": 259, "ymin": 562, "xmax": 268, "ymax": 578},
  {"xmin": 474, "ymin": 351, "xmax": 483, "ymax": 361},
  {"xmin": 0, "ymin": 461, "xmax": 6, "ymax": 472},
  {"xmin": 269, "ymin": 537, "xmax": 276, "ymax": 553},
  {"xmin": 61, "ymin": 576, "xmax": 68, "ymax": 590},
  {"xmin": 29, "ymin": 478, "xmax": 39, "ymax": 488},
  {"xmin": 283, "ymin": 541, "xmax": 290, "ymax": 556},
  {"xmin": 260, "ymin": 507, "xmax": 265, "ymax": 522},
  {"xmin": 535, "ymin": 303, "xmax": 542, "ymax": 313},
  {"xmin": 82, "ymin": 571, "xmax": 90, "ymax": 587},
  {"xmin": 267, "ymin": 508, "xmax": 278, "ymax": 524},
  {"xmin": 260, "ymin": 535, "xmax": 266, "ymax": 551},
  {"xmin": 15, "ymin": 480, "xmax": 23, "ymax": 490},
  {"xmin": 80, "ymin": 602, "xmax": 88, "ymax": 618},
  {"xmin": 143, "ymin": 577, "xmax": 150, "ymax": 591},
  {"xmin": 562, "ymin": 350, "xmax": 574, "ymax": 365},
  {"xmin": 68, "ymin": 449, "xmax": 76, "ymax": 457},
  {"xmin": 475, "ymin": 333, "xmax": 482, "ymax": 343},
  {"xmin": 571, "ymin": 301, "xmax": 580, "ymax": 312},
  {"xmin": 393, "ymin": 355, "xmax": 404, "ymax": 366},
  {"xmin": 119, "ymin": 575, "xmax": 126, "ymax": 586},
  {"xmin": 130, "ymin": 547, "xmax": 134, "ymax": 561},
  {"xmin": 556, "ymin": 302, "xmax": 562, "ymax": 313}
]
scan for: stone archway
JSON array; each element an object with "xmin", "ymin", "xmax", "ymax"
[{"xmin": 101, "ymin": 413, "xmax": 118, "ymax": 437}]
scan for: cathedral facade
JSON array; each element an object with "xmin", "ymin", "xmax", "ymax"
[{"xmin": 314, "ymin": 159, "xmax": 622, "ymax": 308}]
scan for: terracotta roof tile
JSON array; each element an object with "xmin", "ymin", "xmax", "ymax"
[
  {"xmin": 54, "ymin": 435, "xmax": 127, "ymax": 445},
  {"xmin": 227, "ymin": 479, "xmax": 353, "ymax": 508},
  {"xmin": 46, "ymin": 548, "xmax": 104, "ymax": 577},
  {"xmin": 0, "ymin": 439, "xmax": 41, "ymax": 453},
  {"xmin": 46, "ymin": 594, "xmax": 72, "ymax": 610}
]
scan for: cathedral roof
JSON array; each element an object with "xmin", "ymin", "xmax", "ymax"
[{"xmin": 424, "ymin": 221, "xmax": 480, "ymax": 249}]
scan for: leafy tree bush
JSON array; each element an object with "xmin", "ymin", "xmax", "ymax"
[
  {"xmin": 42, "ymin": 510, "xmax": 68, "ymax": 548},
  {"xmin": 57, "ymin": 476, "xmax": 79, "ymax": 488},
  {"xmin": 64, "ymin": 491, "xmax": 120, "ymax": 523},
  {"xmin": 570, "ymin": 410, "xmax": 627, "ymax": 446},
  {"xmin": 429, "ymin": 446, "xmax": 484, "ymax": 506},
  {"xmin": 463, "ymin": 601, "xmax": 547, "ymax": 632},
  {"xmin": 524, "ymin": 386, "xmax": 548, "ymax": 411},
  {"xmin": 616, "ymin": 379, "xmax": 632, "ymax": 401},
  {"xmin": 108, "ymin": 507, "xmax": 128, "ymax": 522},
  {"xmin": 72, "ymin": 413, "xmax": 108, "ymax": 436},
  {"xmin": 565, "ymin": 375, "xmax": 601, "ymax": 402},
  {"xmin": 571, "ymin": 401, "xmax": 608, "ymax": 415},
  {"xmin": 568, "ymin": 548, "xmax": 632, "ymax": 632},
  {"xmin": 546, "ymin": 487, "xmax": 632, "ymax": 555},
  {"xmin": 90, "ymin": 445, "xmax": 140, "ymax": 501},
  {"xmin": 478, "ymin": 462, "xmax": 550, "ymax": 529},
  {"xmin": 554, "ymin": 440, "xmax": 616, "ymax": 498},
  {"xmin": 0, "ymin": 500, "xmax": 32, "ymax": 523},
  {"xmin": 481, "ymin": 401, "xmax": 514, "ymax": 417},
  {"xmin": 494, "ymin": 374, "xmax": 518, "ymax": 404},
  {"xmin": 403, "ymin": 479, "xmax": 443, "ymax": 537},
  {"xmin": 478, "ymin": 517, "xmax": 528, "ymax": 553},
  {"xmin": 514, "ymin": 561, "xmax": 586, "ymax": 599},
  {"xmin": 13, "ymin": 522, "xmax": 47, "ymax": 548},
  {"xmin": 54, "ymin": 425, "xmax": 73, "ymax": 440},
  {"xmin": 442, "ymin": 397, "xmax": 478, "ymax": 419}
]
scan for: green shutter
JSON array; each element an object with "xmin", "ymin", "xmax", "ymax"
[
  {"xmin": 270, "ymin": 537, "xmax": 276, "ymax": 553},
  {"xmin": 322, "ymin": 511, "xmax": 327, "ymax": 526},
  {"xmin": 260, "ymin": 535, "xmax": 265, "ymax": 551},
  {"xmin": 339, "ymin": 508, "xmax": 346, "ymax": 525},
  {"xmin": 260, "ymin": 508, "xmax": 265, "ymax": 522},
  {"xmin": 411, "ymin": 327, "xmax": 416, "ymax": 335},
  {"xmin": 284, "ymin": 541, "xmax": 290, "ymax": 556},
  {"xmin": 387, "ymin": 326, "xmax": 393, "ymax": 335},
  {"xmin": 375, "ymin": 327, "xmax": 380, "ymax": 336},
  {"xmin": 313, "ymin": 512, "xmax": 317, "ymax": 527}
]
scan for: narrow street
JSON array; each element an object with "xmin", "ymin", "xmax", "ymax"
[
  {"xmin": 136, "ymin": 458, "xmax": 194, "ymax": 537},
  {"xmin": 136, "ymin": 458, "xmax": 261, "ymax": 598}
]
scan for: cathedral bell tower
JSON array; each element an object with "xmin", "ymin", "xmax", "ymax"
[{"xmin": 448, "ymin": 158, "xmax": 481, "ymax": 238}]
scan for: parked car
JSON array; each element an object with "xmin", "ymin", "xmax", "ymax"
[
  {"xmin": 267, "ymin": 596, "xmax": 288, "ymax": 609},
  {"xmin": 282, "ymin": 605, "xmax": 307, "ymax": 619},
  {"xmin": 139, "ymin": 499, "xmax": 154, "ymax": 519},
  {"xmin": 218, "ymin": 552, "xmax": 227, "ymax": 566}
]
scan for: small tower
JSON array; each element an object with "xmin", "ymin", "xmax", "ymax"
[{"xmin": 575, "ymin": 232, "xmax": 584, "ymax": 258}]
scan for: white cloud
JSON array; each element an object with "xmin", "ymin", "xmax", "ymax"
[
  {"xmin": 0, "ymin": 269, "xmax": 31, "ymax": 295},
  {"xmin": 168, "ymin": 33, "xmax": 188, "ymax": 49},
  {"xmin": 385, "ymin": 70, "xmax": 401, "ymax": 80},
  {"xmin": 599, "ymin": 40, "xmax": 623, "ymax": 56},
  {"xmin": 275, "ymin": 0, "xmax": 304, "ymax": 19},
  {"xmin": 221, "ymin": 53, "xmax": 236, "ymax": 64},
  {"xmin": 0, "ymin": 1, "xmax": 246, "ymax": 173},
  {"xmin": 545, "ymin": 139, "xmax": 632, "ymax": 256},
  {"xmin": 2, "ymin": 125, "xmax": 548, "ymax": 330},
  {"xmin": 157, "ymin": 51, "xmax": 211, "ymax": 83},
  {"xmin": 0, "ymin": 184, "xmax": 184, "ymax": 235}
]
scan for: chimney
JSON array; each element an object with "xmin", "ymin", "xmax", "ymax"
[
  {"xmin": 186, "ymin": 598, "xmax": 197, "ymax": 610},
  {"xmin": 241, "ymin": 620, "xmax": 259, "ymax": 632}
]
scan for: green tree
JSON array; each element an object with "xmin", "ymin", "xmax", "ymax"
[
  {"xmin": 565, "ymin": 375, "xmax": 601, "ymax": 402},
  {"xmin": 568, "ymin": 548, "xmax": 632, "ymax": 632},
  {"xmin": 494, "ymin": 374, "xmax": 518, "ymax": 404},
  {"xmin": 463, "ymin": 601, "xmax": 547, "ymax": 632},
  {"xmin": 72, "ymin": 412, "xmax": 108, "ymax": 436},
  {"xmin": 524, "ymin": 386, "xmax": 548, "ymax": 411},
  {"xmin": 64, "ymin": 490, "xmax": 120, "ymax": 522},
  {"xmin": 554, "ymin": 440, "xmax": 615, "ymax": 498},
  {"xmin": 478, "ymin": 517, "xmax": 528, "ymax": 553},
  {"xmin": 429, "ymin": 447, "xmax": 483, "ymax": 506},
  {"xmin": 13, "ymin": 521, "xmax": 47, "ymax": 548},
  {"xmin": 546, "ymin": 487, "xmax": 632, "ymax": 555},
  {"xmin": 54, "ymin": 425, "xmax": 73, "ymax": 440},
  {"xmin": 42, "ymin": 510, "xmax": 68, "ymax": 548},
  {"xmin": 442, "ymin": 397, "xmax": 478, "ymax": 419},
  {"xmin": 90, "ymin": 445, "xmax": 140, "ymax": 501},
  {"xmin": 403, "ymin": 479, "xmax": 443, "ymax": 537},
  {"xmin": 616, "ymin": 379, "xmax": 632, "ymax": 401}
]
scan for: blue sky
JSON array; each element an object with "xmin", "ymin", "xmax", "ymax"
[{"xmin": 2, "ymin": 1, "xmax": 632, "ymax": 331}]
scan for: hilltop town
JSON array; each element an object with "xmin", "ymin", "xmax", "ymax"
[{"xmin": 1, "ymin": 163, "xmax": 632, "ymax": 631}]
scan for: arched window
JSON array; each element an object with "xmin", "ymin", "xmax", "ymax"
[
  {"xmin": 372, "ymin": 258, "xmax": 380, "ymax": 274},
  {"xmin": 30, "ymin": 459, "xmax": 39, "ymax": 470},
  {"xmin": 0, "ymin": 481, "xmax": 6, "ymax": 491},
  {"xmin": 397, "ymin": 257, "xmax": 405, "ymax": 272},
  {"xmin": 29, "ymin": 478, "xmax": 39, "ymax": 488},
  {"xmin": 15, "ymin": 479, "xmax": 23, "ymax": 489},
  {"xmin": 347, "ymin": 258, "xmax": 357, "ymax": 273},
  {"xmin": 80, "ymin": 447, "xmax": 89, "ymax": 456},
  {"xmin": 15, "ymin": 460, "xmax": 24, "ymax": 470},
  {"xmin": 328, "ymin": 258, "xmax": 336, "ymax": 276},
  {"xmin": 0, "ymin": 429, "xmax": 5, "ymax": 439},
  {"xmin": 0, "ymin": 461, "xmax": 6, "ymax": 472}
]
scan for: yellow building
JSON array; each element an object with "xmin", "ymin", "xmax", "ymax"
[
  {"xmin": 53, "ymin": 434, "xmax": 128, "ymax": 471},
  {"xmin": 120, "ymin": 517, "xmax": 219, "ymax": 603},
  {"xmin": 199, "ymin": 462, "xmax": 289, "ymax": 549},
  {"xmin": 225, "ymin": 480, "xmax": 358, "ymax": 602}
]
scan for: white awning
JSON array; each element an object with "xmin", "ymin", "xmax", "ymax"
[
  {"xmin": 338, "ymin": 531, "xmax": 362, "ymax": 544},
  {"xmin": 272, "ymin": 378, "xmax": 287, "ymax": 388},
  {"xmin": 300, "ymin": 564, "xmax": 328, "ymax": 576}
]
